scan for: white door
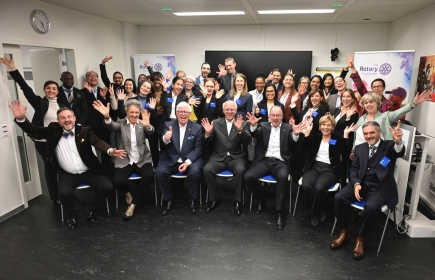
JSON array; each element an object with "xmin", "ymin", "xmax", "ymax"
[{"xmin": 3, "ymin": 44, "xmax": 42, "ymax": 201}]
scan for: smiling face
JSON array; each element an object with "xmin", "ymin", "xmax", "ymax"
[
  {"xmin": 371, "ymin": 80, "xmax": 385, "ymax": 96},
  {"xmin": 138, "ymin": 74, "xmax": 146, "ymax": 85},
  {"xmin": 86, "ymin": 71, "xmax": 98, "ymax": 87},
  {"xmin": 363, "ymin": 124, "xmax": 382, "ymax": 146},
  {"xmin": 176, "ymin": 105, "xmax": 191, "ymax": 126},
  {"xmin": 272, "ymin": 71, "xmax": 281, "ymax": 84},
  {"xmin": 57, "ymin": 109, "xmax": 76, "ymax": 132},
  {"xmin": 225, "ymin": 60, "xmax": 236, "ymax": 74},
  {"xmin": 113, "ymin": 73, "xmax": 123, "ymax": 86},
  {"xmin": 255, "ymin": 77, "xmax": 265, "ymax": 92},
  {"xmin": 204, "ymin": 80, "xmax": 215, "ymax": 96},
  {"xmin": 310, "ymin": 77, "xmax": 321, "ymax": 90},
  {"xmin": 324, "ymin": 76, "xmax": 333, "ymax": 87},
  {"xmin": 265, "ymin": 85, "xmax": 275, "ymax": 101},
  {"xmin": 152, "ymin": 75, "xmax": 162, "ymax": 90},
  {"xmin": 334, "ymin": 77, "xmax": 346, "ymax": 91},
  {"xmin": 223, "ymin": 101, "xmax": 237, "ymax": 121},
  {"xmin": 310, "ymin": 92, "xmax": 323, "ymax": 107},
  {"xmin": 44, "ymin": 83, "xmax": 58, "ymax": 99},
  {"xmin": 269, "ymin": 106, "xmax": 283, "ymax": 127},
  {"xmin": 126, "ymin": 105, "xmax": 140, "ymax": 125},
  {"xmin": 341, "ymin": 90, "xmax": 354, "ymax": 107},
  {"xmin": 389, "ymin": 94, "xmax": 405, "ymax": 110},
  {"xmin": 283, "ymin": 75, "xmax": 294, "ymax": 89},
  {"xmin": 61, "ymin": 73, "xmax": 74, "ymax": 89},
  {"xmin": 320, "ymin": 120, "xmax": 333, "ymax": 136},
  {"xmin": 172, "ymin": 79, "xmax": 184, "ymax": 95},
  {"xmin": 185, "ymin": 78, "xmax": 194, "ymax": 90},
  {"xmin": 363, "ymin": 99, "xmax": 378, "ymax": 114},
  {"xmin": 201, "ymin": 63, "xmax": 211, "ymax": 78},
  {"xmin": 140, "ymin": 81, "xmax": 151, "ymax": 96},
  {"xmin": 235, "ymin": 76, "xmax": 245, "ymax": 91},
  {"xmin": 124, "ymin": 80, "xmax": 134, "ymax": 94}
]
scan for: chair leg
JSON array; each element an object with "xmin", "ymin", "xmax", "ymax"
[
  {"xmin": 331, "ymin": 218, "xmax": 337, "ymax": 235},
  {"xmin": 250, "ymin": 191, "xmax": 253, "ymax": 211},
  {"xmin": 206, "ymin": 189, "xmax": 208, "ymax": 205},
  {"xmin": 61, "ymin": 204, "xmax": 64, "ymax": 223},
  {"xmin": 393, "ymin": 207, "xmax": 397, "ymax": 236},
  {"xmin": 105, "ymin": 198, "xmax": 110, "ymax": 215},
  {"xmin": 199, "ymin": 183, "xmax": 202, "ymax": 206},
  {"xmin": 377, "ymin": 209, "xmax": 391, "ymax": 255},
  {"xmin": 289, "ymin": 177, "xmax": 292, "ymax": 214},
  {"xmin": 116, "ymin": 189, "xmax": 118, "ymax": 211},
  {"xmin": 242, "ymin": 188, "xmax": 245, "ymax": 206},
  {"xmin": 154, "ymin": 175, "xmax": 158, "ymax": 207},
  {"xmin": 292, "ymin": 184, "xmax": 301, "ymax": 218}
]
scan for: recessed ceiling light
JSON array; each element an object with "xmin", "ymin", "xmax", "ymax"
[
  {"xmin": 364, "ymin": 18, "xmax": 371, "ymax": 21},
  {"xmin": 173, "ymin": 11, "xmax": 245, "ymax": 16},
  {"xmin": 258, "ymin": 9, "xmax": 335, "ymax": 15}
]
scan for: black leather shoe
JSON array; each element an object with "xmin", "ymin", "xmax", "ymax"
[
  {"xmin": 276, "ymin": 212, "xmax": 285, "ymax": 230},
  {"xmin": 161, "ymin": 199, "xmax": 174, "ymax": 215},
  {"xmin": 85, "ymin": 207, "xmax": 96, "ymax": 223},
  {"xmin": 319, "ymin": 210, "xmax": 326, "ymax": 223},
  {"xmin": 235, "ymin": 201, "xmax": 243, "ymax": 216},
  {"xmin": 206, "ymin": 200, "xmax": 220, "ymax": 213},
  {"xmin": 66, "ymin": 218, "xmax": 77, "ymax": 229},
  {"xmin": 189, "ymin": 198, "xmax": 198, "ymax": 214},
  {"xmin": 255, "ymin": 198, "xmax": 266, "ymax": 215},
  {"xmin": 311, "ymin": 214, "xmax": 319, "ymax": 226}
]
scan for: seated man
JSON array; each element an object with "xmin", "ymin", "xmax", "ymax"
[
  {"xmin": 330, "ymin": 121, "xmax": 405, "ymax": 259},
  {"xmin": 201, "ymin": 100, "xmax": 251, "ymax": 216},
  {"xmin": 244, "ymin": 106, "xmax": 304, "ymax": 230},
  {"xmin": 156, "ymin": 101, "xmax": 204, "ymax": 215},
  {"xmin": 9, "ymin": 101, "xmax": 126, "ymax": 229}
]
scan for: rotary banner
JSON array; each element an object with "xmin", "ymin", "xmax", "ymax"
[
  {"xmin": 133, "ymin": 54, "xmax": 176, "ymax": 85},
  {"xmin": 354, "ymin": 50, "xmax": 415, "ymax": 105}
]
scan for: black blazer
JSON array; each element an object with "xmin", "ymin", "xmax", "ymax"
[
  {"xmin": 205, "ymin": 117, "xmax": 251, "ymax": 161},
  {"xmin": 350, "ymin": 140, "xmax": 405, "ymax": 208},
  {"xmin": 256, "ymin": 101, "xmax": 286, "ymax": 123},
  {"xmin": 225, "ymin": 93, "xmax": 253, "ymax": 120},
  {"xmin": 57, "ymin": 87, "xmax": 88, "ymax": 126},
  {"xmin": 332, "ymin": 108, "xmax": 358, "ymax": 139},
  {"xmin": 82, "ymin": 87, "xmax": 110, "ymax": 129},
  {"xmin": 9, "ymin": 70, "xmax": 67, "ymax": 139},
  {"xmin": 251, "ymin": 122, "xmax": 302, "ymax": 166},
  {"xmin": 14, "ymin": 119, "xmax": 112, "ymax": 175},
  {"xmin": 303, "ymin": 132, "xmax": 346, "ymax": 183},
  {"xmin": 292, "ymin": 105, "xmax": 329, "ymax": 134},
  {"xmin": 217, "ymin": 71, "xmax": 237, "ymax": 96},
  {"xmin": 197, "ymin": 95, "xmax": 220, "ymax": 123}
]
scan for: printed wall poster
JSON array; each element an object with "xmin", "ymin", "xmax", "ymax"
[
  {"xmin": 133, "ymin": 54, "xmax": 176, "ymax": 85},
  {"xmin": 416, "ymin": 55, "xmax": 435, "ymax": 102}
]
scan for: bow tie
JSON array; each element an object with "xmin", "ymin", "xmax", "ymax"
[{"xmin": 63, "ymin": 131, "xmax": 74, "ymax": 138}]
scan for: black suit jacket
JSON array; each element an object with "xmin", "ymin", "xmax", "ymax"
[
  {"xmin": 251, "ymin": 122, "xmax": 302, "ymax": 166},
  {"xmin": 217, "ymin": 71, "xmax": 237, "ymax": 97},
  {"xmin": 82, "ymin": 87, "xmax": 110, "ymax": 129},
  {"xmin": 256, "ymin": 101, "xmax": 286, "ymax": 123},
  {"xmin": 350, "ymin": 140, "xmax": 405, "ymax": 208},
  {"xmin": 292, "ymin": 105, "xmax": 329, "ymax": 134},
  {"xmin": 14, "ymin": 118, "xmax": 112, "ymax": 175},
  {"xmin": 197, "ymin": 95, "xmax": 220, "ymax": 123},
  {"xmin": 205, "ymin": 117, "xmax": 251, "ymax": 161},
  {"xmin": 57, "ymin": 87, "xmax": 88, "ymax": 126}
]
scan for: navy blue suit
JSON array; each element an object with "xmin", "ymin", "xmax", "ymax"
[
  {"xmin": 156, "ymin": 120, "xmax": 204, "ymax": 201},
  {"xmin": 226, "ymin": 94, "xmax": 253, "ymax": 120}
]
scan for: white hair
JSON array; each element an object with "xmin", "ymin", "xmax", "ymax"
[
  {"xmin": 176, "ymin": 101, "xmax": 191, "ymax": 112},
  {"xmin": 222, "ymin": 100, "xmax": 238, "ymax": 110}
]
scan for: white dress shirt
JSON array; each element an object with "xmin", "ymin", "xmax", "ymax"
[
  {"xmin": 56, "ymin": 128, "xmax": 89, "ymax": 174},
  {"xmin": 169, "ymin": 92, "xmax": 177, "ymax": 119},
  {"xmin": 315, "ymin": 141, "xmax": 331, "ymax": 164}
]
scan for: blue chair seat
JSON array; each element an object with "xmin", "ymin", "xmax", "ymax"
[
  {"xmin": 217, "ymin": 170, "xmax": 233, "ymax": 177},
  {"xmin": 129, "ymin": 173, "xmax": 142, "ymax": 180},
  {"xmin": 171, "ymin": 172, "xmax": 187, "ymax": 178}
]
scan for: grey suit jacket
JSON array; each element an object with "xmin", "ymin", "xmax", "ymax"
[
  {"xmin": 327, "ymin": 93, "xmax": 339, "ymax": 114},
  {"xmin": 104, "ymin": 119, "xmax": 154, "ymax": 168}
]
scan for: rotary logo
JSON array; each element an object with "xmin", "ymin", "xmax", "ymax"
[
  {"xmin": 154, "ymin": 63, "xmax": 163, "ymax": 71},
  {"xmin": 379, "ymin": 63, "xmax": 392, "ymax": 75}
]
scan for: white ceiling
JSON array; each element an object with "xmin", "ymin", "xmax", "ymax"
[{"xmin": 40, "ymin": 0, "xmax": 435, "ymax": 25}]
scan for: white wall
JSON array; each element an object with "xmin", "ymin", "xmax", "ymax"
[
  {"xmin": 138, "ymin": 23, "xmax": 391, "ymax": 79},
  {"xmin": 390, "ymin": 4, "xmax": 435, "ymax": 211}
]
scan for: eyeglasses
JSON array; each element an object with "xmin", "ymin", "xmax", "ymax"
[
  {"xmin": 185, "ymin": 81, "xmax": 194, "ymax": 84},
  {"xmin": 372, "ymin": 85, "xmax": 384, "ymax": 89},
  {"xmin": 87, "ymin": 74, "xmax": 98, "ymax": 78},
  {"xmin": 177, "ymin": 111, "xmax": 190, "ymax": 115},
  {"xmin": 270, "ymin": 114, "xmax": 282, "ymax": 118}
]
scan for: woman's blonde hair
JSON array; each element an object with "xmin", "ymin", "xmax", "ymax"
[
  {"xmin": 230, "ymin": 73, "xmax": 248, "ymax": 97},
  {"xmin": 318, "ymin": 115, "xmax": 336, "ymax": 131},
  {"xmin": 360, "ymin": 92, "xmax": 381, "ymax": 110}
]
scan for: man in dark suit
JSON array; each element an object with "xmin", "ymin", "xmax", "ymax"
[
  {"xmin": 265, "ymin": 68, "xmax": 283, "ymax": 93},
  {"xmin": 100, "ymin": 56, "xmax": 124, "ymax": 92},
  {"xmin": 81, "ymin": 71, "xmax": 112, "ymax": 171},
  {"xmin": 201, "ymin": 100, "xmax": 251, "ymax": 216},
  {"xmin": 216, "ymin": 57, "xmax": 237, "ymax": 97},
  {"xmin": 244, "ymin": 106, "xmax": 304, "ymax": 230},
  {"xmin": 58, "ymin": 71, "xmax": 88, "ymax": 126},
  {"xmin": 9, "ymin": 100, "xmax": 126, "ymax": 229},
  {"xmin": 330, "ymin": 121, "xmax": 405, "ymax": 259},
  {"xmin": 194, "ymin": 62, "xmax": 212, "ymax": 91},
  {"xmin": 156, "ymin": 101, "xmax": 204, "ymax": 215}
]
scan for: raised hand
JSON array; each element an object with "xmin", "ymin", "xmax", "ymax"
[
  {"xmin": 413, "ymin": 90, "xmax": 432, "ymax": 105},
  {"xmin": 290, "ymin": 92, "xmax": 300, "ymax": 105},
  {"xmin": 287, "ymin": 69, "xmax": 294, "ymax": 76},
  {"xmin": 0, "ymin": 57, "xmax": 17, "ymax": 71},
  {"xmin": 82, "ymin": 81, "xmax": 92, "ymax": 92},
  {"xmin": 8, "ymin": 100, "xmax": 27, "ymax": 120},
  {"xmin": 233, "ymin": 114, "xmax": 244, "ymax": 131},
  {"xmin": 215, "ymin": 89, "xmax": 225, "ymax": 99},
  {"xmin": 297, "ymin": 83, "xmax": 307, "ymax": 94},
  {"xmin": 164, "ymin": 126, "xmax": 173, "ymax": 141},
  {"xmin": 188, "ymin": 96, "xmax": 201, "ymax": 107},
  {"xmin": 346, "ymin": 105, "xmax": 357, "ymax": 119},
  {"xmin": 159, "ymin": 77, "xmax": 168, "ymax": 91},
  {"xmin": 117, "ymin": 88, "xmax": 125, "ymax": 100},
  {"xmin": 255, "ymin": 105, "xmax": 260, "ymax": 115},
  {"xmin": 139, "ymin": 109, "xmax": 151, "ymax": 127},
  {"xmin": 100, "ymin": 87, "xmax": 108, "ymax": 98},
  {"xmin": 144, "ymin": 60, "xmax": 150, "ymax": 67},
  {"xmin": 246, "ymin": 112, "xmax": 262, "ymax": 126},
  {"xmin": 324, "ymin": 90, "xmax": 330, "ymax": 100},
  {"xmin": 110, "ymin": 148, "xmax": 127, "ymax": 159},
  {"xmin": 347, "ymin": 54, "xmax": 355, "ymax": 71},
  {"xmin": 343, "ymin": 123, "xmax": 357, "ymax": 138},
  {"xmin": 166, "ymin": 69, "xmax": 173, "ymax": 80},
  {"xmin": 108, "ymin": 84, "xmax": 114, "ymax": 97},
  {"xmin": 214, "ymin": 81, "xmax": 220, "ymax": 92},
  {"xmin": 388, "ymin": 120, "xmax": 403, "ymax": 144},
  {"xmin": 101, "ymin": 56, "xmax": 113, "ymax": 65},
  {"xmin": 288, "ymin": 117, "xmax": 295, "ymax": 126},
  {"xmin": 92, "ymin": 100, "xmax": 110, "ymax": 119},
  {"xmin": 304, "ymin": 122, "xmax": 314, "ymax": 137},
  {"xmin": 147, "ymin": 97, "xmax": 156, "ymax": 109},
  {"xmin": 266, "ymin": 71, "xmax": 273, "ymax": 82},
  {"xmin": 201, "ymin": 118, "xmax": 214, "ymax": 134},
  {"xmin": 199, "ymin": 84, "xmax": 207, "ymax": 97},
  {"xmin": 217, "ymin": 66, "xmax": 227, "ymax": 78}
]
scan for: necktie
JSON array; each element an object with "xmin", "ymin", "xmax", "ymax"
[
  {"xmin": 66, "ymin": 89, "xmax": 73, "ymax": 105},
  {"xmin": 369, "ymin": 145, "xmax": 377, "ymax": 158},
  {"xmin": 63, "ymin": 131, "xmax": 74, "ymax": 139}
]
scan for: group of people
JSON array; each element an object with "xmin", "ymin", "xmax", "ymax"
[{"xmin": 2, "ymin": 53, "xmax": 432, "ymax": 260}]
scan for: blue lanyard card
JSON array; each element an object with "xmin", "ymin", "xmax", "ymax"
[
  {"xmin": 380, "ymin": 156, "xmax": 391, "ymax": 167},
  {"xmin": 210, "ymin": 102, "xmax": 216, "ymax": 108},
  {"xmin": 236, "ymin": 99, "xmax": 242, "ymax": 105},
  {"xmin": 167, "ymin": 98, "xmax": 174, "ymax": 103},
  {"xmin": 260, "ymin": 109, "xmax": 267, "ymax": 115},
  {"xmin": 312, "ymin": 111, "xmax": 318, "ymax": 117},
  {"xmin": 328, "ymin": 139, "xmax": 337, "ymax": 145}
]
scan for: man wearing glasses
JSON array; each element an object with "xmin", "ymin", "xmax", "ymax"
[
  {"xmin": 245, "ymin": 106, "xmax": 305, "ymax": 230},
  {"xmin": 156, "ymin": 102, "xmax": 204, "ymax": 215},
  {"xmin": 370, "ymin": 78, "xmax": 393, "ymax": 112}
]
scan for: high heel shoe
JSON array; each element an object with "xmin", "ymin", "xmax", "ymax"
[
  {"xmin": 123, "ymin": 203, "xmax": 136, "ymax": 220},
  {"xmin": 125, "ymin": 192, "xmax": 133, "ymax": 205}
]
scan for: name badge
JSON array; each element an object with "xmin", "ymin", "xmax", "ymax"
[
  {"xmin": 188, "ymin": 136, "xmax": 194, "ymax": 140},
  {"xmin": 312, "ymin": 111, "xmax": 318, "ymax": 117},
  {"xmin": 210, "ymin": 102, "xmax": 216, "ymax": 108},
  {"xmin": 167, "ymin": 98, "xmax": 174, "ymax": 103},
  {"xmin": 328, "ymin": 139, "xmax": 337, "ymax": 145},
  {"xmin": 236, "ymin": 99, "xmax": 242, "ymax": 105},
  {"xmin": 380, "ymin": 156, "xmax": 391, "ymax": 167},
  {"xmin": 260, "ymin": 109, "xmax": 267, "ymax": 115},
  {"xmin": 145, "ymin": 103, "xmax": 150, "ymax": 109}
]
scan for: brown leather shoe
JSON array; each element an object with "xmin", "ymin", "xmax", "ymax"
[
  {"xmin": 352, "ymin": 236, "xmax": 364, "ymax": 259},
  {"xmin": 330, "ymin": 229, "xmax": 350, "ymax": 250},
  {"xmin": 125, "ymin": 192, "xmax": 133, "ymax": 205},
  {"xmin": 123, "ymin": 204, "xmax": 136, "ymax": 220}
]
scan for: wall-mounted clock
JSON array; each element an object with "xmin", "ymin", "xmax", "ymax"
[{"xmin": 30, "ymin": 10, "xmax": 50, "ymax": 34}]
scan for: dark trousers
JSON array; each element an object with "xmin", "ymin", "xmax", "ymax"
[
  {"xmin": 34, "ymin": 141, "xmax": 58, "ymax": 201},
  {"xmin": 58, "ymin": 170, "xmax": 113, "ymax": 219},
  {"xmin": 147, "ymin": 134, "xmax": 160, "ymax": 168},
  {"xmin": 203, "ymin": 156, "xmax": 245, "ymax": 202},
  {"xmin": 156, "ymin": 161, "xmax": 202, "ymax": 201},
  {"xmin": 113, "ymin": 163, "xmax": 154, "ymax": 205},
  {"xmin": 244, "ymin": 159, "xmax": 289, "ymax": 212},
  {"xmin": 334, "ymin": 184, "xmax": 386, "ymax": 237},
  {"xmin": 301, "ymin": 161, "xmax": 337, "ymax": 215},
  {"xmin": 92, "ymin": 125, "xmax": 112, "ymax": 172}
]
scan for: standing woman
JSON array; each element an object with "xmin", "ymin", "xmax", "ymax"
[
  {"xmin": 302, "ymin": 75, "xmax": 323, "ymax": 110},
  {"xmin": 218, "ymin": 73, "xmax": 252, "ymax": 120},
  {"xmin": 0, "ymin": 57, "xmax": 64, "ymax": 205},
  {"xmin": 136, "ymin": 74, "xmax": 147, "ymax": 92},
  {"xmin": 248, "ymin": 74, "xmax": 266, "ymax": 106},
  {"xmin": 109, "ymin": 78, "xmax": 137, "ymax": 116},
  {"xmin": 322, "ymin": 62, "xmax": 349, "ymax": 96},
  {"xmin": 182, "ymin": 75, "xmax": 201, "ymax": 123},
  {"xmin": 197, "ymin": 78, "xmax": 222, "ymax": 123},
  {"xmin": 278, "ymin": 73, "xmax": 303, "ymax": 123},
  {"xmin": 255, "ymin": 84, "xmax": 285, "ymax": 122},
  {"xmin": 326, "ymin": 76, "xmax": 348, "ymax": 114},
  {"xmin": 292, "ymin": 89, "xmax": 329, "ymax": 133},
  {"xmin": 301, "ymin": 115, "xmax": 356, "ymax": 226},
  {"xmin": 297, "ymin": 76, "xmax": 310, "ymax": 109}
]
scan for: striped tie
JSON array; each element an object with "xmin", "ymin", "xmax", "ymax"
[
  {"xmin": 66, "ymin": 89, "xmax": 73, "ymax": 105},
  {"xmin": 369, "ymin": 145, "xmax": 377, "ymax": 158}
]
